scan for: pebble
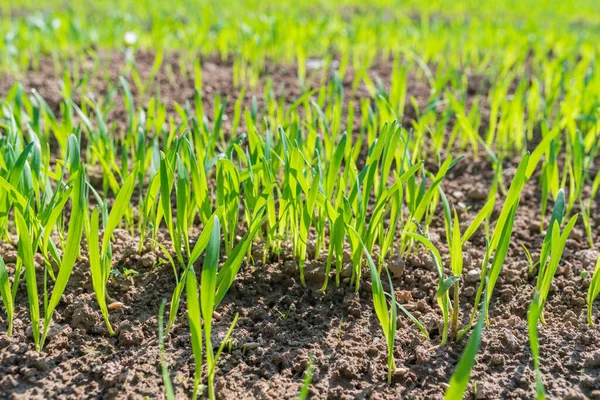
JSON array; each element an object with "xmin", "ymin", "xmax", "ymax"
[
  {"xmin": 577, "ymin": 249, "xmax": 599, "ymax": 266},
  {"xmin": 393, "ymin": 367, "xmax": 409, "ymax": 376},
  {"xmin": 387, "ymin": 256, "xmax": 405, "ymax": 277},
  {"xmin": 466, "ymin": 269, "xmax": 481, "ymax": 283},
  {"xmin": 500, "ymin": 329, "xmax": 519, "ymax": 351},
  {"xmin": 282, "ymin": 260, "xmax": 297, "ymax": 275},
  {"xmin": 118, "ymin": 321, "xmax": 145, "ymax": 347},
  {"xmin": 528, "ymin": 220, "xmax": 541, "ymax": 233},
  {"xmin": 396, "ymin": 290, "xmax": 412, "ymax": 303},
  {"xmin": 45, "ymin": 322, "xmax": 66, "ymax": 340},
  {"xmin": 452, "ymin": 191, "xmax": 464, "ymax": 199},
  {"xmin": 0, "ymin": 375, "xmax": 18, "ymax": 389},
  {"xmin": 570, "ymin": 228, "xmax": 584, "ymax": 240},
  {"xmin": 72, "ymin": 302, "xmax": 100, "ymax": 331},
  {"xmin": 249, "ymin": 307, "xmax": 268, "ymax": 322},
  {"xmin": 139, "ymin": 252, "xmax": 156, "ymax": 268},
  {"xmin": 584, "ymin": 351, "xmax": 600, "ymax": 368},
  {"xmin": 563, "ymin": 388, "xmax": 587, "ymax": 400},
  {"xmin": 490, "ymin": 354, "xmax": 504, "ymax": 366},
  {"xmin": 242, "ymin": 342, "xmax": 261, "ymax": 351},
  {"xmin": 304, "ymin": 261, "xmax": 327, "ymax": 283},
  {"xmin": 467, "ymin": 188, "xmax": 488, "ymax": 201},
  {"xmin": 475, "ymin": 382, "xmax": 494, "ymax": 399},
  {"xmin": 340, "ymin": 262, "xmax": 353, "ymax": 278}
]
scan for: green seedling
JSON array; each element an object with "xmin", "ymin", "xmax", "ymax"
[{"xmin": 588, "ymin": 254, "xmax": 600, "ymax": 325}]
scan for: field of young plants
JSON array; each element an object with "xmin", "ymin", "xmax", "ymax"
[{"xmin": 1, "ymin": 0, "xmax": 600, "ymax": 399}]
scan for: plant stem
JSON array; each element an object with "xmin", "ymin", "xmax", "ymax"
[{"xmin": 451, "ymin": 282, "xmax": 460, "ymax": 337}]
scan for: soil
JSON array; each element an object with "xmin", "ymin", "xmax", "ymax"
[{"xmin": 0, "ymin": 53, "xmax": 599, "ymax": 400}]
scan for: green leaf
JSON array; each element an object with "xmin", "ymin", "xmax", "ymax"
[
  {"xmin": 462, "ymin": 196, "xmax": 495, "ymax": 244},
  {"xmin": 528, "ymin": 293, "xmax": 546, "ymax": 400},
  {"xmin": 186, "ymin": 269, "xmax": 203, "ymax": 399},
  {"xmin": 485, "ymin": 202, "xmax": 518, "ymax": 316},
  {"xmin": 16, "ymin": 211, "xmax": 40, "ymax": 350},
  {"xmin": 489, "ymin": 153, "xmax": 529, "ymax": 252},
  {"xmin": 86, "ymin": 208, "xmax": 114, "ymax": 335},
  {"xmin": 445, "ymin": 279, "xmax": 489, "ymax": 399},
  {"xmin": 42, "ymin": 170, "xmax": 86, "ymax": 348},
  {"xmin": 201, "ymin": 215, "xmax": 221, "ymax": 341},
  {"xmin": 539, "ymin": 189, "xmax": 565, "ymax": 277},
  {"xmin": 404, "ymin": 232, "xmax": 444, "ymax": 279},
  {"xmin": 437, "ymin": 276, "xmax": 461, "ymax": 298},
  {"xmin": 101, "ymin": 166, "xmax": 138, "ymax": 256},
  {"xmin": 158, "ymin": 299, "xmax": 175, "ymax": 400},
  {"xmin": 588, "ymin": 255, "xmax": 600, "ymax": 325},
  {"xmin": 214, "ymin": 208, "xmax": 265, "ymax": 308},
  {"xmin": 0, "ymin": 255, "xmax": 14, "ymax": 336},
  {"xmin": 450, "ymin": 209, "xmax": 463, "ymax": 276}
]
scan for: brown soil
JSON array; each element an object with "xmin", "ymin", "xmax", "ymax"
[
  {"xmin": 0, "ymin": 50, "xmax": 432, "ymax": 135},
  {"xmin": 0, "ymin": 54, "xmax": 600, "ymax": 400}
]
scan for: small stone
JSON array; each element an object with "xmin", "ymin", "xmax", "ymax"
[
  {"xmin": 500, "ymin": 329, "xmax": 520, "ymax": 351},
  {"xmin": 0, "ymin": 375, "xmax": 18, "ymax": 389},
  {"xmin": 249, "ymin": 307, "xmax": 268, "ymax": 322},
  {"xmin": 528, "ymin": 220, "xmax": 541, "ymax": 233},
  {"xmin": 464, "ymin": 287, "xmax": 476, "ymax": 297},
  {"xmin": 563, "ymin": 388, "xmax": 587, "ymax": 400},
  {"xmin": 336, "ymin": 359, "xmax": 358, "ymax": 379},
  {"xmin": 387, "ymin": 256, "xmax": 405, "ymax": 277},
  {"xmin": 467, "ymin": 188, "xmax": 488, "ymax": 201},
  {"xmin": 282, "ymin": 260, "xmax": 297, "ymax": 275},
  {"xmin": 466, "ymin": 269, "xmax": 481, "ymax": 283},
  {"xmin": 139, "ymin": 252, "xmax": 156, "ymax": 268},
  {"xmin": 340, "ymin": 263, "xmax": 353, "ymax": 278},
  {"xmin": 45, "ymin": 322, "xmax": 66, "ymax": 340},
  {"xmin": 108, "ymin": 301, "xmax": 125, "ymax": 311},
  {"xmin": 475, "ymin": 382, "xmax": 493, "ymax": 399},
  {"xmin": 242, "ymin": 342, "xmax": 261, "ymax": 351},
  {"xmin": 414, "ymin": 345, "xmax": 430, "ymax": 365},
  {"xmin": 452, "ymin": 191, "xmax": 464, "ymax": 199},
  {"xmin": 118, "ymin": 321, "xmax": 144, "ymax": 347},
  {"xmin": 72, "ymin": 303, "xmax": 100, "ymax": 331},
  {"xmin": 463, "ymin": 252, "xmax": 473, "ymax": 269},
  {"xmin": 2, "ymin": 253, "xmax": 17, "ymax": 264},
  {"xmin": 577, "ymin": 249, "xmax": 600, "ymax": 266},
  {"xmin": 304, "ymin": 261, "xmax": 326, "ymax": 283},
  {"xmin": 490, "ymin": 354, "xmax": 504, "ymax": 366},
  {"xmin": 584, "ymin": 351, "xmax": 600, "ymax": 368},
  {"xmin": 570, "ymin": 229, "xmax": 584, "ymax": 240},
  {"xmin": 396, "ymin": 290, "xmax": 412, "ymax": 303}
]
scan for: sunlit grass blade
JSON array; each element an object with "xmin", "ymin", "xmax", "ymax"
[
  {"xmin": 16, "ymin": 211, "xmax": 40, "ymax": 350},
  {"xmin": 186, "ymin": 269, "xmax": 203, "ymax": 399},
  {"xmin": 445, "ymin": 279, "xmax": 488, "ymax": 399},
  {"xmin": 86, "ymin": 207, "xmax": 114, "ymax": 335},
  {"xmin": 528, "ymin": 293, "xmax": 546, "ymax": 400},
  {"xmin": 484, "ymin": 203, "xmax": 518, "ymax": 320},
  {"xmin": 202, "ymin": 216, "xmax": 221, "ymax": 400},
  {"xmin": 587, "ymin": 254, "xmax": 600, "ymax": 326},
  {"xmin": 158, "ymin": 299, "xmax": 175, "ymax": 400},
  {"xmin": 40, "ymin": 169, "xmax": 85, "ymax": 349},
  {"xmin": 0, "ymin": 255, "xmax": 14, "ymax": 336}
]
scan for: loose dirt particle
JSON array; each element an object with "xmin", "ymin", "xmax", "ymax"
[{"xmin": 72, "ymin": 302, "xmax": 101, "ymax": 331}]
